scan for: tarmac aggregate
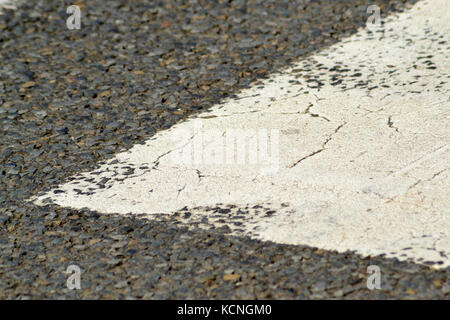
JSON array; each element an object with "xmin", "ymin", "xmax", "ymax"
[{"xmin": 1, "ymin": 0, "xmax": 449, "ymax": 299}]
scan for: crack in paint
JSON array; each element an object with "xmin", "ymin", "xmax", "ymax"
[
  {"xmin": 151, "ymin": 132, "xmax": 199, "ymax": 170},
  {"xmin": 303, "ymin": 103, "xmax": 330, "ymax": 122},
  {"xmin": 289, "ymin": 121, "xmax": 346, "ymax": 168},
  {"xmin": 387, "ymin": 115, "xmax": 400, "ymax": 132}
]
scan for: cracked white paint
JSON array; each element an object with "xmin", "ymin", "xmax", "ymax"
[{"xmin": 32, "ymin": 0, "xmax": 450, "ymax": 268}]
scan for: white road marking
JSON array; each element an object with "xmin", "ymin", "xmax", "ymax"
[{"xmin": 32, "ymin": 0, "xmax": 450, "ymax": 268}]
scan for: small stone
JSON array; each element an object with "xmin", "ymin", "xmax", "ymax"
[
  {"xmin": 115, "ymin": 281, "xmax": 128, "ymax": 289},
  {"xmin": 441, "ymin": 284, "xmax": 450, "ymax": 294},
  {"xmin": 223, "ymin": 274, "xmax": 240, "ymax": 281},
  {"xmin": 89, "ymin": 239, "xmax": 102, "ymax": 245},
  {"xmin": 333, "ymin": 289, "xmax": 344, "ymax": 297},
  {"xmin": 22, "ymin": 81, "xmax": 36, "ymax": 88}
]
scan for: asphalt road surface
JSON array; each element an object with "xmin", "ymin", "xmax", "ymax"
[{"xmin": 0, "ymin": 0, "xmax": 449, "ymax": 299}]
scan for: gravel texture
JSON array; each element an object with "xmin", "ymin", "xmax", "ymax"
[{"xmin": 1, "ymin": 0, "xmax": 449, "ymax": 299}]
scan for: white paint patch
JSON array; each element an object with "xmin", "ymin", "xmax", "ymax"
[
  {"xmin": 0, "ymin": 0, "xmax": 17, "ymax": 12},
  {"xmin": 32, "ymin": 0, "xmax": 450, "ymax": 268}
]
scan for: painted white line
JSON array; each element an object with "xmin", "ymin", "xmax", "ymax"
[{"xmin": 32, "ymin": 0, "xmax": 450, "ymax": 268}]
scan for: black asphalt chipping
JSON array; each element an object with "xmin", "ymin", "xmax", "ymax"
[{"xmin": 1, "ymin": 0, "xmax": 449, "ymax": 299}]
